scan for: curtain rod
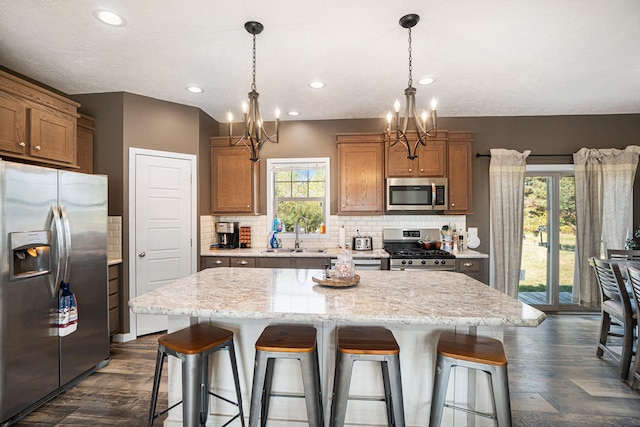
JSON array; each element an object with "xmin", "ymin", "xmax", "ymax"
[{"xmin": 475, "ymin": 153, "xmax": 574, "ymax": 158}]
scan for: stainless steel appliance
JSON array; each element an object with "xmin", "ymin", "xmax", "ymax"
[
  {"xmin": 383, "ymin": 228, "xmax": 455, "ymax": 271},
  {"xmin": 386, "ymin": 177, "xmax": 448, "ymax": 212},
  {"xmin": 352, "ymin": 236, "xmax": 373, "ymax": 251},
  {"xmin": 216, "ymin": 221, "xmax": 240, "ymax": 249},
  {"xmin": 0, "ymin": 160, "xmax": 109, "ymax": 425}
]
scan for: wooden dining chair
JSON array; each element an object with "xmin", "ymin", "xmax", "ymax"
[
  {"xmin": 589, "ymin": 257, "xmax": 636, "ymax": 380},
  {"xmin": 624, "ymin": 265, "xmax": 640, "ymax": 388},
  {"xmin": 606, "ymin": 249, "xmax": 640, "ymax": 260}
]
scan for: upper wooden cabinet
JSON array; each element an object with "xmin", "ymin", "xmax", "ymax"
[
  {"xmin": 76, "ymin": 114, "xmax": 95, "ymax": 174},
  {"xmin": 0, "ymin": 70, "xmax": 79, "ymax": 168},
  {"xmin": 210, "ymin": 137, "xmax": 260, "ymax": 214},
  {"xmin": 446, "ymin": 132, "xmax": 473, "ymax": 213},
  {"xmin": 386, "ymin": 132, "xmax": 446, "ymax": 178},
  {"xmin": 337, "ymin": 133, "xmax": 385, "ymax": 215}
]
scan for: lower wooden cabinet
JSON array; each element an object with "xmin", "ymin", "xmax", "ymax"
[
  {"xmin": 201, "ymin": 256, "xmax": 332, "ymax": 271},
  {"xmin": 201, "ymin": 256, "xmax": 256, "ymax": 269},
  {"xmin": 292, "ymin": 257, "xmax": 330, "ymax": 269},
  {"xmin": 108, "ymin": 264, "xmax": 120, "ymax": 336},
  {"xmin": 257, "ymin": 257, "xmax": 292, "ymax": 268},
  {"xmin": 456, "ymin": 258, "xmax": 487, "ymax": 284}
]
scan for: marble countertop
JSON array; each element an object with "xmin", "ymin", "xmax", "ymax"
[
  {"xmin": 108, "ymin": 258, "xmax": 122, "ymax": 266},
  {"xmin": 201, "ymin": 248, "xmax": 487, "ymax": 259},
  {"xmin": 129, "ymin": 267, "xmax": 544, "ymax": 327}
]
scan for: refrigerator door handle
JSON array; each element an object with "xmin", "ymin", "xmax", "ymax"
[
  {"xmin": 60, "ymin": 204, "xmax": 72, "ymax": 284},
  {"xmin": 51, "ymin": 204, "xmax": 65, "ymax": 294}
]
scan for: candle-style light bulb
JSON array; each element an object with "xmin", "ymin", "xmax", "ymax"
[
  {"xmin": 431, "ymin": 97, "xmax": 438, "ymax": 111},
  {"xmin": 386, "ymin": 111, "xmax": 392, "ymax": 125},
  {"xmin": 242, "ymin": 102, "xmax": 248, "ymax": 114},
  {"xmin": 394, "ymin": 99, "xmax": 401, "ymax": 113},
  {"xmin": 421, "ymin": 110, "xmax": 428, "ymax": 123},
  {"xmin": 227, "ymin": 112, "xmax": 233, "ymax": 122},
  {"xmin": 275, "ymin": 107, "xmax": 281, "ymax": 119}
]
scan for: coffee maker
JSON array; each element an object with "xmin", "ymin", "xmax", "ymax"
[{"xmin": 216, "ymin": 222, "xmax": 240, "ymax": 249}]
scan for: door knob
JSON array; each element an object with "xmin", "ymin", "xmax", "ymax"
[{"xmin": 138, "ymin": 251, "xmax": 146, "ymax": 257}]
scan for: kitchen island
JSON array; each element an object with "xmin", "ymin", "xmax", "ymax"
[{"xmin": 130, "ymin": 267, "xmax": 544, "ymax": 427}]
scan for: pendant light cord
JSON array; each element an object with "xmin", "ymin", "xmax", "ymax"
[
  {"xmin": 407, "ymin": 27, "xmax": 413, "ymax": 87},
  {"xmin": 251, "ymin": 33, "xmax": 257, "ymax": 91}
]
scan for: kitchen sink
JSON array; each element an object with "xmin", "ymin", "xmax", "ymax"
[{"xmin": 262, "ymin": 248, "xmax": 326, "ymax": 254}]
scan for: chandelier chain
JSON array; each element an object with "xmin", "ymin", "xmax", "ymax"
[
  {"xmin": 407, "ymin": 27, "xmax": 413, "ymax": 87},
  {"xmin": 251, "ymin": 33, "xmax": 257, "ymax": 91}
]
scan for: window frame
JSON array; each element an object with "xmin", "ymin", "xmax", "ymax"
[{"xmin": 266, "ymin": 157, "xmax": 331, "ymax": 239}]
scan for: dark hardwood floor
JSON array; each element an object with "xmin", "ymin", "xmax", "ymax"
[{"xmin": 13, "ymin": 314, "xmax": 640, "ymax": 426}]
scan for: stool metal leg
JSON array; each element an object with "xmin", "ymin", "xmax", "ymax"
[
  {"xmin": 249, "ymin": 351, "xmax": 269, "ymax": 427},
  {"xmin": 492, "ymin": 365, "xmax": 512, "ymax": 427},
  {"xmin": 148, "ymin": 348, "xmax": 166, "ymax": 426},
  {"xmin": 227, "ymin": 340, "xmax": 246, "ymax": 427},
  {"xmin": 381, "ymin": 360, "xmax": 394, "ymax": 426},
  {"xmin": 182, "ymin": 353, "xmax": 203, "ymax": 427},
  {"xmin": 429, "ymin": 355, "xmax": 452, "ymax": 427},
  {"xmin": 261, "ymin": 357, "xmax": 276, "ymax": 427},
  {"xmin": 330, "ymin": 352, "xmax": 354, "ymax": 427},
  {"xmin": 385, "ymin": 354, "xmax": 405, "ymax": 427},
  {"xmin": 200, "ymin": 354, "xmax": 210, "ymax": 426},
  {"xmin": 300, "ymin": 349, "xmax": 323, "ymax": 427}
]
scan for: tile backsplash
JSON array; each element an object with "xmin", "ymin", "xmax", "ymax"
[
  {"xmin": 201, "ymin": 214, "xmax": 466, "ymax": 252},
  {"xmin": 108, "ymin": 216, "xmax": 122, "ymax": 260}
]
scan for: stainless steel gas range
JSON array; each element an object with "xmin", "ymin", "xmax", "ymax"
[{"xmin": 383, "ymin": 228, "xmax": 456, "ymax": 271}]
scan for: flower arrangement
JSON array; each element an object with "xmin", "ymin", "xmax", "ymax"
[{"xmin": 625, "ymin": 226, "xmax": 640, "ymax": 250}]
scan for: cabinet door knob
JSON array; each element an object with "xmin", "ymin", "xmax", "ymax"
[
  {"xmin": 420, "ymin": 168, "xmax": 424, "ymax": 172},
  {"xmin": 451, "ymin": 203, "xmax": 455, "ymax": 207},
  {"xmin": 464, "ymin": 262, "xmax": 473, "ymax": 267},
  {"xmin": 34, "ymin": 145, "xmax": 42, "ymax": 151},
  {"xmin": 408, "ymin": 168, "xmax": 412, "ymax": 172},
  {"xmin": 238, "ymin": 260, "xmax": 248, "ymax": 265},
  {"xmin": 18, "ymin": 141, "xmax": 26, "ymax": 147},
  {"xmin": 247, "ymin": 205, "xmax": 250, "ymax": 208},
  {"xmin": 215, "ymin": 260, "xmax": 223, "ymax": 264}
]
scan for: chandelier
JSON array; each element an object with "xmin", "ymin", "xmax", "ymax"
[
  {"xmin": 386, "ymin": 14, "xmax": 437, "ymax": 160},
  {"xmin": 228, "ymin": 21, "xmax": 279, "ymax": 162}
]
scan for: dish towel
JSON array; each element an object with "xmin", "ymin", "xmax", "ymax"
[{"xmin": 58, "ymin": 281, "xmax": 78, "ymax": 336}]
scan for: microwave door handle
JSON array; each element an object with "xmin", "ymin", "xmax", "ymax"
[
  {"xmin": 51, "ymin": 204, "xmax": 64, "ymax": 295},
  {"xmin": 431, "ymin": 183, "xmax": 436, "ymax": 209},
  {"xmin": 60, "ymin": 205, "xmax": 72, "ymax": 284}
]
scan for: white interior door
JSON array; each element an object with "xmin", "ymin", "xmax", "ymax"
[{"xmin": 130, "ymin": 149, "xmax": 196, "ymax": 336}]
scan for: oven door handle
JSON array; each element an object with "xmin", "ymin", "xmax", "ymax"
[{"xmin": 431, "ymin": 182, "xmax": 436, "ymax": 210}]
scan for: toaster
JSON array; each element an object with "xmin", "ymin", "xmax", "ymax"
[{"xmin": 352, "ymin": 236, "xmax": 373, "ymax": 251}]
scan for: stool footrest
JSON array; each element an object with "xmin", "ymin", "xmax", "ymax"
[
  {"xmin": 343, "ymin": 395, "xmax": 386, "ymax": 402},
  {"xmin": 444, "ymin": 403, "xmax": 498, "ymax": 420}
]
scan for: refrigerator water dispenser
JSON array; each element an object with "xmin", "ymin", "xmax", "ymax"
[{"xmin": 10, "ymin": 230, "xmax": 52, "ymax": 280}]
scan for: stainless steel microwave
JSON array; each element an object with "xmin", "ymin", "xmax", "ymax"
[{"xmin": 386, "ymin": 177, "xmax": 448, "ymax": 212}]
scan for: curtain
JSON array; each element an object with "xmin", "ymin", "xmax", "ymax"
[
  {"xmin": 573, "ymin": 146, "xmax": 640, "ymax": 307},
  {"xmin": 489, "ymin": 149, "xmax": 530, "ymax": 297}
]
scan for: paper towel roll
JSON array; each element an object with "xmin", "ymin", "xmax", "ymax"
[{"xmin": 338, "ymin": 225, "xmax": 346, "ymax": 248}]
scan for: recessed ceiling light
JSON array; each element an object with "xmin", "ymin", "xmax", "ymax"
[
  {"xmin": 93, "ymin": 8, "xmax": 126, "ymax": 27},
  {"xmin": 418, "ymin": 76, "xmax": 436, "ymax": 85},
  {"xmin": 287, "ymin": 111, "xmax": 300, "ymax": 116},
  {"xmin": 309, "ymin": 81, "xmax": 325, "ymax": 89},
  {"xmin": 186, "ymin": 86, "xmax": 204, "ymax": 94}
]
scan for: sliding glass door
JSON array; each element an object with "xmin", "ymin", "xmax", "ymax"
[{"xmin": 519, "ymin": 166, "xmax": 578, "ymax": 310}]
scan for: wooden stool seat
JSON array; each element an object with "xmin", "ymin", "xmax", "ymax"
[
  {"xmin": 254, "ymin": 324, "xmax": 317, "ymax": 353},
  {"xmin": 159, "ymin": 323, "xmax": 234, "ymax": 355},
  {"xmin": 436, "ymin": 331, "xmax": 507, "ymax": 366},
  {"xmin": 250, "ymin": 324, "xmax": 323, "ymax": 427},
  {"xmin": 330, "ymin": 326, "xmax": 405, "ymax": 427},
  {"xmin": 337, "ymin": 326, "xmax": 400, "ymax": 355}
]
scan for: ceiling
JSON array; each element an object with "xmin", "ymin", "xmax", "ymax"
[{"xmin": 1, "ymin": 1, "xmax": 639, "ymax": 123}]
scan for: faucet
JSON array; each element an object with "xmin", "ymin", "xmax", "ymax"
[{"xmin": 294, "ymin": 216, "xmax": 309, "ymax": 249}]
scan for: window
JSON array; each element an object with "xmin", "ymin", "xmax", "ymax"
[{"xmin": 266, "ymin": 158, "xmax": 330, "ymax": 237}]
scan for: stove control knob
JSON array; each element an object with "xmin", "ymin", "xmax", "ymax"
[
  {"xmin": 421, "ymin": 260, "xmax": 426, "ymax": 265},
  {"xmin": 434, "ymin": 260, "xmax": 440, "ymax": 265},
  {"xmin": 401, "ymin": 260, "xmax": 407, "ymax": 265},
  {"xmin": 441, "ymin": 260, "xmax": 447, "ymax": 265},
  {"xmin": 408, "ymin": 260, "xmax": 413, "ymax": 265}
]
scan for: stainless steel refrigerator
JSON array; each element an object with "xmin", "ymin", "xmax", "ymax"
[{"xmin": 0, "ymin": 160, "xmax": 109, "ymax": 425}]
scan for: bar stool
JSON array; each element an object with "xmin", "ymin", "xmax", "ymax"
[
  {"xmin": 429, "ymin": 331, "xmax": 512, "ymax": 427},
  {"xmin": 249, "ymin": 324, "xmax": 323, "ymax": 427},
  {"xmin": 330, "ymin": 326, "xmax": 405, "ymax": 427},
  {"xmin": 148, "ymin": 323, "xmax": 245, "ymax": 427}
]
